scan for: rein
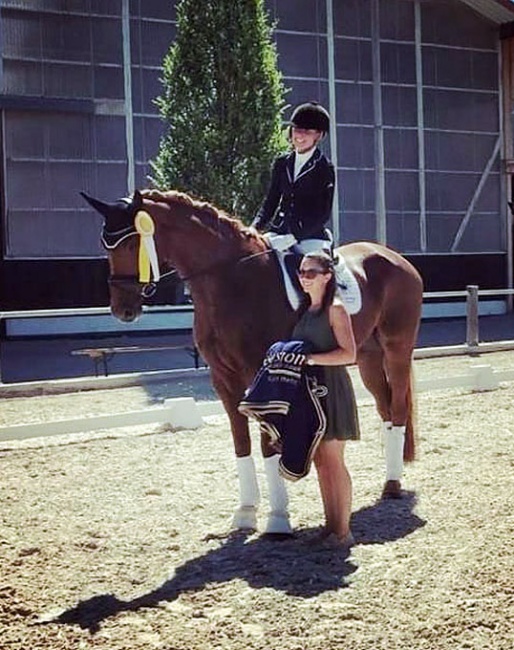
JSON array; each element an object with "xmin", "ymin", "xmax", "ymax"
[
  {"xmin": 181, "ymin": 248, "xmax": 273, "ymax": 282},
  {"xmin": 105, "ymin": 225, "xmax": 273, "ymax": 298},
  {"xmin": 108, "ymin": 268, "xmax": 179, "ymax": 298}
]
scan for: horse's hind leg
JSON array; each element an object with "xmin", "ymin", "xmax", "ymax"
[
  {"xmin": 383, "ymin": 342, "xmax": 415, "ymax": 433},
  {"xmin": 379, "ymin": 339, "xmax": 417, "ymax": 498},
  {"xmin": 357, "ymin": 337, "xmax": 392, "ymax": 423},
  {"xmin": 357, "ymin": 337, "xmax": 411, "ymax": 499}
]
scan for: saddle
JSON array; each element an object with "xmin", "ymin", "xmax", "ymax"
[{"xmin": 272, "ymin": 247, "xmax": 362, "ymax": 314}]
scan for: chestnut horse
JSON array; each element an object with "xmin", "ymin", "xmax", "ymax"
[{"xmin": 82, "ymin": 189, "xmax": 423, "ymax": 534}]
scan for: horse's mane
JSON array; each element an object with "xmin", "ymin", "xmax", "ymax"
[{"xmin": 141, "ymin": 189, "xmax": 251, "ymax": 239}]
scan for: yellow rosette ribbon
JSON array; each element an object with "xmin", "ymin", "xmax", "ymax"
[{"xmin": 135, "ymin": 211, "xmax": 160, "ymax": 283}]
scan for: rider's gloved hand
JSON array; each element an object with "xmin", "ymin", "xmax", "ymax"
[{"xmin": 265, "ymin": 232, "xmax": 297, "ymax": 252}]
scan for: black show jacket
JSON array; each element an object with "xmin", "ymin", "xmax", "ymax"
[{"xmin": 253, "ymin": 148, "xmax": 335, "ymax": 240}]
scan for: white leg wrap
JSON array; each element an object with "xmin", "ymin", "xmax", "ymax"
[
  {"xmin": 264, "ymin": 455, "xmax": 288, "ymax": 512},
  {"xmin": 263, "ymin": 455, "xmax": 292, "ymax": 535},
  {"xmin": 236, "ymin": 455, "xmax": 260, "ymax": 506},
  {"xmin": 232, "ymin": 456, "xmax": 259, "ymax": 530},
  {"xmin": 384, "ymin": 425, "xmax": 405, "ymax": 481}
]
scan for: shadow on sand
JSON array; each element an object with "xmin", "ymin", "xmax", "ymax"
[{"xmin": 43, "ymin": 492, "xmax": 424, "ymax": 634}]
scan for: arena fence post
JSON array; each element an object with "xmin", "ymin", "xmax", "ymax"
[{"xmin": 466, "ymin": 285, "xmax": 479, "ymax": 353}]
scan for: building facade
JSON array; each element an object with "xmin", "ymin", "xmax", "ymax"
[{"xmin": 1, "ymin": 0, "xmax": 514, "ymax": 310}]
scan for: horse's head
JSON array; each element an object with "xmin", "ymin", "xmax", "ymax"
[
  {"xmin": 81, "ymin": 189, "xmax": 149, "ymax": 322},
  {"xmin": 82, "ymin": 188, "xmax": 268, "ymax": 322}
]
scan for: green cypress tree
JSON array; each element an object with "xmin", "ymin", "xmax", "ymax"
[{"xmin": 150, "ymin": 0, "xmax": 288, "ymax": 222}]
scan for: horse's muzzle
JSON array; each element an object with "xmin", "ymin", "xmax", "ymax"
[
  {"xmin": 108, "ymin": 276, "xmax": 144, "ymax": 322},
  {"xmin": 111, "ymin": 305, "xmax": 141, "ymax": 323}
]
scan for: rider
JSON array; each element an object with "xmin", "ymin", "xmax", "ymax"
[{"xmin": 251, "ymin": 101, "xmax": 335, "ymax": 256}]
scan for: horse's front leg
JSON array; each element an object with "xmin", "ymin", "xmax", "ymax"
[
  {"xmin": 225, "ymin": 408, "xmax": 260, "ymax": 530},
  {"xmin": 260, "ymin": 431, "xmax": 293, "ymax": 535},
  {"xmin": 209, "ymin": 365, "xmax": 260, "ymax": 529},
  {"xmin": 225, "ymin": 410, "xmax": 292, "ymax": 535},
  {"xmin": 212, "ymin": 369, "xmax": 292, "ymax": 534}
]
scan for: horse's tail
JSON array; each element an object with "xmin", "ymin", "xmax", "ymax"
[{"xmin": 404, "ymin": 367, "xmax": 417, "ymax": 462}]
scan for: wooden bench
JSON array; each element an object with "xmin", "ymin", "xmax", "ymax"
[{"xmin": 71, "ymin": 343, "xmax": 204, "ymax": 377}]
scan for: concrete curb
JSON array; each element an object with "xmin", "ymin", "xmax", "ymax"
[
  {"xmin": 0, "ymin": 366, "xmax": 211, "ymax": 398},
  {"xmin": 2, "ymin": 364, "xmax": 514, "ymax": 444}
]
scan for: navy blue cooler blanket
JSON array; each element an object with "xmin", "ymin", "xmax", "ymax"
[{"xmin": 238, "ymin": 340, "xmax": 328, "ymax": 481}]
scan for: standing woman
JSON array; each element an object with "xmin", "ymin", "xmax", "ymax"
[{"xmin": 293, "ymin": 251, "xmax": 360, "ymax": 547}]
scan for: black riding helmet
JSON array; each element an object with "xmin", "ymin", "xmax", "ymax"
[{"xmin": 289, "ymin": 102, "xmax": 330, "ymax": 134}]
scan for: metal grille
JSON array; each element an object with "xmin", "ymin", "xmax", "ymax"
[
  {"xmin": 0, "ymin": 0, "xmax": 510, "ymax": 259},
  {"xmin": 0, "ymin": 1, "xmax": 176, "ymax": 258}
]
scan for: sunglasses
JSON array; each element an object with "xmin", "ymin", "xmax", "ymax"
[{"xmin": 297, "ymin": 268, "xmax": 327, "ymax": 280}]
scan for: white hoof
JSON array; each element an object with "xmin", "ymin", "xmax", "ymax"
[
  {"xmin": 265, "ymin": 512, "xmax": 293, "ymax": 535},
  {"xmin": 232, "ymin": 505, "xmax": 258, "ymax": 530}
]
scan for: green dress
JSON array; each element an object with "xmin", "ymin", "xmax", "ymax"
[{"xmin": 292, "ymin": 307, "xmax": 360, "ymax": 441}]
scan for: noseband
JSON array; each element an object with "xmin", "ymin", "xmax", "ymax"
[{"xmin": 108, "ymin": 274, "xmax": 160, "ymax": 298}]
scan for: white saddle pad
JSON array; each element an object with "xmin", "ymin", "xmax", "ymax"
[{"xmin": 334, "ymin": 258, "xmax": 362, "ymax": 315}]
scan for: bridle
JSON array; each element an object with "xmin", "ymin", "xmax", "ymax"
[
  {"xmin": 107, "ymin": 271, "xmax": 178, "ymax": 299},
  {"xmin": 101, "ymin": 224, "xmax": 171, "ymax": 298},
  {"xmin": 103, "ymin": 225, "xmax": 273, "ymax": 299},
  {"xmin": 180, "ymin": 249, "xmax": 273, "ymax": 281}
]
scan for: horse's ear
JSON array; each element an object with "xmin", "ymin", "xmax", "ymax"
[
  {"xmin": 80, "ymin": 191, "xmax": 112, "ymax": 219},
  {"xmin": 133, "ymin": 189, "xmax": 143, "ymax": 210}
]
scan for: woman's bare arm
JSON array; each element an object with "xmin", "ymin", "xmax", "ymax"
[{"xmin": 306, "ymin": 303, "xmax": 356, "ymax": 366}]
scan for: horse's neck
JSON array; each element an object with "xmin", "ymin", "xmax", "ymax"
[
  {"xmin": 156, "ymin": 204, "xmax": 293, "ymax": 333},
  {"xmin": 163, "ymin": 221, "xmax": 265, "ymax": 282},
  {"xmin": 189, "ymin": 244, "xmax": 295, "ymax": 342},
  {"xmin": 187, "ymin": 240, "xmax": 270, "ymax": 302}
]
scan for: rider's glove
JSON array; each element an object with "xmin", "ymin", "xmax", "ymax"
[{"xmin": 265, "ymin": 232, "xmax": 297, "ymax": 252}]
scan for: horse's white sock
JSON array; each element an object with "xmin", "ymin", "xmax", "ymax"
[
  {"xmin": 236, "ymin": 455, "xmax": 260, "ymax": 507},
  {"xmin": 384, "ymin": 424, "xmax": 405, "ymax": 481},
  {"xmin": 263, "ymin": 454, "xmax": 289, "ymax": 513}
]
